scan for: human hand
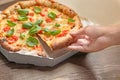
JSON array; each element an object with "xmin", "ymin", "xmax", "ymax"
[{"xmin": 68, "ymin": 25, "xmax": 116, "ymax": 52}]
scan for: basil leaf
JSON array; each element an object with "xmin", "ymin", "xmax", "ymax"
[
  {"xmin": 55, "ymin": 23, "xmax": 60, "ymax": 27},
  {"xmin": 34, "ymin": 19, "xmax": 43, "ymax": 25},
  {"xmin": 29, "ymin": 25, "xmax": 42, "ymax": 35},
  {"xmin": 43, "ymin": 28, "xmax": 51, "ymax": 34},
  {"xmin": 6, "ymin": 28, "xmax": 14, "ymax": 37},
  {"xmin": 68, "ymin": 18, "xmax": 75, "ymax": 22},
  {"xmin": 43, "ymin": 28, "xmax": 61, "ymax": 36},
  {"xmin": 34, "ymin": 6, "xmax": 41, "ymax": 13},
  {"xmin": 7, "ymin": 20, "xmax": 16, "ymax": 27},
  {"xmin": 48, "ymin": 12, "xmax": 56, "ymax": 20},
  {"xmin": 26, "ymin": 36, "xmax": 38, "ymax": 47},
  {"xmin": 18, "ymin": 15, "xmax": 28, "ymax": 21},
  {"xmin": 18, "ymin": 9, "xmax": 29, "ymax": 15},
  {"xmin": 20, "ymin": 33, "xmax": 25, "ymax": 39},
  {"xmin": 23, "ymin": 22, "xmax": 33, "ymax": 29},
  {"xmin": 50, "ymin": 30, "xmax": 61, "ymax": 36}
]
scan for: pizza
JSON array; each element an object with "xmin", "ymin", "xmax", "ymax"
[{"xmin": 0, "ymin": 0, "xmax": 82, "ymax": 57}]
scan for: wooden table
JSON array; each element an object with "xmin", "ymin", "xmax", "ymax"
[
  {"xmin": 0, "ymin": 1, "xmax": 94, "ymax": 80},
  {"xmin": 0, "ymin": 53, "xmax": 96, "ymax": 80},
  {"xmin": 0, "ymin": 1, "xmax": 120, "ymax": 80},
  {"xmin": 0, "ymin": 46, "xmax": 120, "ymax": 80}
]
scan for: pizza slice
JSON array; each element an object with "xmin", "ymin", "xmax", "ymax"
[{"xmin": 0, "ymin": 0, "xmax": 82, "ymax": 57}]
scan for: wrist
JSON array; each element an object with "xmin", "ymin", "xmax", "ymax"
[{"xmin": 105, "ymin": 24, "xmax": 120, "ymax": 45}]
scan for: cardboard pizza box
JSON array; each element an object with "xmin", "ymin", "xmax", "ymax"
[
  {"xmin": 0, "ymin": 0, "xmax": 107, "ymax": 67},
  {"xmin": 0, "ymin": 0, "xmax": 85, "ymax": 67}
]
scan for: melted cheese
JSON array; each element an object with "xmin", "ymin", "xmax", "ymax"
[{"xmin": 0, "ymin": 5, "xmax": 75, "ymax": 54}]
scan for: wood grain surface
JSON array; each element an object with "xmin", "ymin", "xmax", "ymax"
[
  {"xmin": 0, "ymin": 53, "xmax": 96, "ymax": 80},
  {"xmin": 0, "ymin": 46, "xmax": 120, "ymax": 80}
]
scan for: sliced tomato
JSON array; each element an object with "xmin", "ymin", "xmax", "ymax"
[
  {"xmin": 17, "ymin": 28, "xmax": 27, "ymax": 33},
  {"xmin": 3, "ymin": 26, "xmax": 10, "ymax": 32},
  {"xmin": 40, "ymin": 12, "xmax": 45, "ymax": 17},
  {"xmin": 34, "ymin": 45, "xmax": 43, "ymax": 50},
  {"xmin": 45, "ymin": 18, "xmax": 52, "ymax": 23},
  {"xmin": 57, "ymin": 13, "xmax": 62, "ymax": 18},
  {"xmin": 29, "ymin": 17, "xmax": 34, "ymax": 22},
  {"xmin": 38, "ymin": 30, "xmax": 43, "ymax": 34},
  {"xmin": 22, "ymin": 28, "xmax": 27, "ymax": 31},
  {"xmin": 12, "ymin": 35, "xmax": 18, "ymax": 41},
  {"xmin": 7, "ymin": 35, "xmax": 18, "ymax": 44},
  {"xmin": 40, "ymin": 23, "xmax": 45, "ymax": 27},
  {"xmin": 56, "ymin": 30, "xmax": 69, "ymax": 37},
  {"xmin": 7, "ymin": 37, "xmax": 15, "ymax": 44},
  {"xmin": 28, "ymin": 12, "xmax": 34, "ymax": 16}
]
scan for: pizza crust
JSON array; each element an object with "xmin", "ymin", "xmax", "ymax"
[
  {"xmin": 51, "ymin": 15, "xmax": 81, "ymax": 50},
  {"xmin": 0, "ymin": 0, "xmax": 82, "ymax": 51},
  {"xmin": 2, "ymin": 2, "xmax": 20, "ymax": 15},
  {"xmin": 0, "ymin": 39, "xmax": 21, "ymax": 52},
  {"xmin": 34, "ymin": 0, "xmax": 82, "ymax": 50},
  {"xmin": 35, "ymin": 0, "xmax": 77, "ymax": 17},
  {"xmin": 51, "ymin": 34, "xmax": 73, "ymax": 50},
  {"xmin": 0, "ymin": 14, "xmax": 3, "ymax": 21},
  {"xmin": 19, "ymin": 0, "xmax": 36, "ymax": 8},
  {"xmin": 18, "ymin": 0, "xmax": 78, "ymax": 17}
]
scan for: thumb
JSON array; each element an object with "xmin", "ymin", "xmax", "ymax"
[{"xmin": 70, "ymin": 27, "xmax": 86, "ymax": 37}]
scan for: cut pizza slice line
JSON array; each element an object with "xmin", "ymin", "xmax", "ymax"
[{"xmin": 0, "ymin": 0, "xmax": 82, "ymax": 57}]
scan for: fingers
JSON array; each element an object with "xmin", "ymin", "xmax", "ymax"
[
  {"xmin": 69, "ymin": 27, "xmax": 90, "ymax": 42},
  {"xmin": 69, "ymin": 26, "xmax": 92, "ymax": 40},
  {"xmin": 77, "ymin": 39, "xmax": 90, "ymax": 45},
  {"xmin": 70, "ymin": 25, "xmax": 103, "ymax": 38},
  {"xmin": 68, "ymin": 43, "xmax": 89, "ymax": 52},
  {"xmin": 68, "ymin": 39, "xmax": 91, "ymax": 52},
  {"xmin": 68, "ymin": 25, "xmax": 108, "ymax": 52},
  {"xmin": 70, "ymin": 27, "xmax": 85, "ymax": 37},
  {"xmin": 68, "ymin": 44, "xmax": 84, "ymax": 51}
]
